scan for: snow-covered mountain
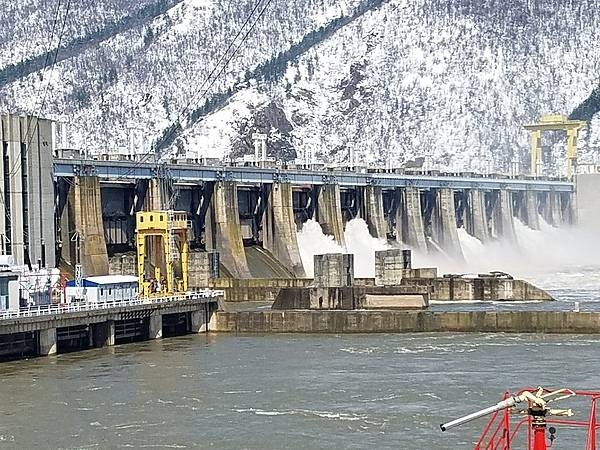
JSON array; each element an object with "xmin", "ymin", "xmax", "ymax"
[{"xmin": 1, "ymin": 0, "xmax": 599, "ymax": 173}]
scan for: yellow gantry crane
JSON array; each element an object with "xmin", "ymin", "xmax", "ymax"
[
  {"xmin": 524, "ymin": 115, "xmax": 587, "ymax": 179},
  {"xmin": 136, "ymin": 210, "xmax": 189, "ymax": 297}
]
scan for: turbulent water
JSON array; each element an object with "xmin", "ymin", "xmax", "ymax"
[
  {"xmin": 1, "ymin": 333, "xmax": 599, "ymax": 449},
  {"xmin": 0, "ymin": 218, "xmax": 597, "ymax": 448},
  {"xmin": 297, "ymin": 216, "xmax": 600, "ymax": 304}
]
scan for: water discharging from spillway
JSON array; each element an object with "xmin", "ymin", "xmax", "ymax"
[
  {"xmin": 297, "ymin": 219, "xmax": 390, "ymax": 277},
  {"xmin": 297, "ymin": 216, "xmax": 600, "ymax": 297}
]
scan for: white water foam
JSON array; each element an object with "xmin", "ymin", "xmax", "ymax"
[
  {"xmin": 297, "ymin": 219, "xmax": 344, "ymax": 277},
  {"xmin": 297, "ymin": 218, "xmax": 390, "ymax": 277},
  {"xmin": 297, "ymin": 214, "xmax": 600, "ymax": 296}
]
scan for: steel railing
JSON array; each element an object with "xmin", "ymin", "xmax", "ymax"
[{"xmin": 0, "ymin": 289, "xmax": 223, "ymax": 321}]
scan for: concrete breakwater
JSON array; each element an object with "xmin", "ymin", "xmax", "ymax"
[{"xmin": 215, "ymin": 310, "xmax": 600, "ymax": 334}]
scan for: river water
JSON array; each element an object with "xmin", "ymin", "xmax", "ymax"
[
  {"xmin": 2, "ymin": 219, "xmax": 600, "ymax": 449},
  {"xmin": 0, "ymin": 330, "xmax": 599, "ymax": 449}
]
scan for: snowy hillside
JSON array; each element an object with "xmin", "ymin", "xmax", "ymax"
[{"xmin": 0, "ymin": 0, "xmax": 599, "ymax": 173}]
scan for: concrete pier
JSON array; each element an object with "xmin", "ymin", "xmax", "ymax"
[
  {"xmin": 524, "ymin": 191, "xmax": 540, "ymax": 230},
  {"xmin": 400, "ymin": 187, "xmax": 427, "ymax": 251},
  {"xmin": 215, "ymin": 310, "xmax": 600, "ymax": 334},
  {"xmin": 148, "ymin": 313, "xmax": 163, "ymax": 339},
  {"xmin": 492, "ymin": 190, "xmax": 517, "ymax": 241},
  {"xmin": 431, "ymin": 188, "xmax": 463, "ymax": 259},
  {"xmin": 316, "ymin": 185, "xmax": 345, "ymax": 245},
  {"xmin": 38, "ymin": 328, "xmax": 57, "ymax": 355},
  {"xmin": 262, "ymin": 183, "xmax": 305, "ymax": 277},
  {"xmin": 363, "ymin": 186, "xmax": 387, "ymax": 239},
  {"xmin": 69, "ymin": 176, "xmax": 109, "ymax": 275},
  {"xmin": 0, "ymin": 295, "xmax": 221, "ymax": 360},
  {"xmin": 465, "ymin": 190, "xmax": 490, "ymax": 242},
  {"xmin": 313, "ymin": 253, "xmax": 354, "ymax": 287},
  {"xmin": 91, "ymin": 320, "xmax": 115, "ymax": 347},
  {"xmin": 205, "ymin": 182, "xmax": 251, "ymax": 278}
]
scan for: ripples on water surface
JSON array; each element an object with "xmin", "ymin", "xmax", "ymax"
[{"xmin": 0, "ymin": 333, "xmax": 599, "ymax": 449}]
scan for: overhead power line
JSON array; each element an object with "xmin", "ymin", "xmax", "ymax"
[{"xmin": 117, "ymin": 0, "xmax": 274, "ymax": 180}]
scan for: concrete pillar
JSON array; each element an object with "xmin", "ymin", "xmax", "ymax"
[
  {"xmin": 491, "ymin": 190, "xmax": 517, "ymax": 241},
  {"xmin": 465, "ymin": 190, "xmax": 490, "ymax": 242},
  {"xmin": 550, "ymin": 192, "xmax": 563, "ymax": 226},
  {"xmin": 144, "ymin": 178, "xmax": 167, "ymax": 211},
  {"xmin": 92, "ymin": 320, "xmax": 115, "ymax": 347},
  {"xmin": 524, "ymin": 191, "xmax": 540, "ymax": 230},
  {"xmin": 400, "ymin": 187, "xmax": 427, "ymax": 251},
  {"xmin": 205, "ymin": 182, "xmax": 251, "ymax": 278},
  {"xmin": 363, "ymin": 186, "xmax": 387, "ymax": 239},
  {"xmin": 431, "ymin": 188, "xmax": 463, "ymax": 259},
  {"xmin": 68, "ymin": 176, "xmax": 109, "ymax": 275},
  {"xmin": 148, "ymin": 313, "xmax": 163, "ymax": 339},
  {"xmin": 38, "ymin": 328, "xmax": 57, "ymax": 356},
  {"xmin": 313, "ymin": 253, "xmax": 354, "ymax": 287},
  {"xmin": 190, "ymin": 306, "xmax": 209, "ymax": 333},
  {"xmin": 316, "ymin": 185, "xmax": 345, "ymax": 246},
  {"xmin": 262, "ymin": 183, "xmax": 306, "ymax": 277},
  {"xmin": 375, "ymin": 249, "xmax": 412, "ymax": 286}
]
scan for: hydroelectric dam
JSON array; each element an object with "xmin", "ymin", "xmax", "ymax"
[{"xmin": 0, "ymin": 114, "xmax": 578, "ymax": 282}]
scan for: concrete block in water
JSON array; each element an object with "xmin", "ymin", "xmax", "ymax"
[
  {"xmin": 375, "ymin": 249, "xmax": 413, "ymax": 286},
  {"xmin": 363, "ymin": 294, "xmax": 427, "ymax": 309},
  {"xmin": 272, "ymin": 285, "xmax": 430, "ymax": 310},
  {"xmin": 313, "ymin": 253, "xmax": 354, "ymax": 287}
]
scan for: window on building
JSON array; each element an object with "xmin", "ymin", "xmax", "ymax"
[{"xmin": 100, "ymin": 288, "xmax": 104, "ymax": 296}]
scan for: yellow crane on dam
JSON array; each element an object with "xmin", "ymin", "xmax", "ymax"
[
  {"xmin": 524, "ymin": 114, "xmax": 587, "ymax": 179},
  {"xmin": 135, "ymin": 210, "xmax": 189, "ymax": 297}
]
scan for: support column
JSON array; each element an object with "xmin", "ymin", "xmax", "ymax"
[
  {"xmin": 524, "ymin": 191, "xmax": 540, "ymax": 230},
  {"xmin": 262, "ymin": 183, "xmax": 305, "ymax": 277},
  {"xmin": 492, "ymin": 190, "xmax": 517, "ymax": 241},
  {"xmin": 363, "ymin": 185, "xmax": 387, "ymax": 239},
  {"xmin": 68, "ymin": 176, "xmax": 109, "ymax": 275},
  {"xmin": 400, "ymin": 187, "xmax": 427, "ymax": 252},
  {"xmin": 431, "ymin": 188, "xmax": 463, "ymax": 259},
  {"xmin": 205, "ymin": 182, "xmax": 251, "ymax": 278},
  {"xmin": 465, "ymin": 190, "xmax": 490, "ymax": 242},
  {"xmin": 530, "ymin": 129, "xmax": 542, "ymax": 176},
  {"xmin": 91, "ymin": 320, "xmax": 115, "ymax": 347},
  {"xmin": 316, "ymin": 184, "xmax": 345, "ymax": 246},
  {"xmin": 549, "ymin": 191, "xmax": 563, "ymax": 226},
  {"xmin": 38, "ymin": 328, "xmax": 57, "ymax": 356},
  {"xmin": 148, "ymin": 313, "xmax": 163, "ymax": 339},
  {"xmin": 190, "ymin": 306, "xmax": 209, "ymax": 333}
]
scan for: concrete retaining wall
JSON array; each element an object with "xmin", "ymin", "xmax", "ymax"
[
  {"xmin": 208, "ymin": 278, "xmax": 313, "ymax": 302},
  {"xmin": 215, "ymin": 310, "xmax": 600, "ymax": 334}
]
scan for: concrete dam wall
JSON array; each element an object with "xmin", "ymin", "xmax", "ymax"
[{"xmin": 52, "ymin": 175, "xmax": 577, "ymax": 280}]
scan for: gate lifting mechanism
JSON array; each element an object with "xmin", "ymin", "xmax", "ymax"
[
  {"xmin": 136, "ymin": 210, "xmax": 189, "ymax": 297},
  {"xmin": 440, "ymin": 387, "xmax": 600, "ymax": 450}
]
